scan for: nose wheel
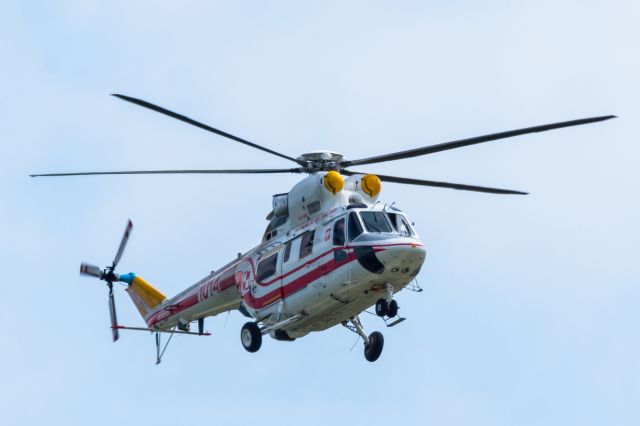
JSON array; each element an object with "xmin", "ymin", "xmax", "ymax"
[
  {"xmin": 376, "ymin": 298, "xmax": 399, "ymax": 318},
  {"xmin": 387, "ymin": 300, "xmax": 399, "ymax": 317},
  {"xmin": 376, "ymin": 283, "xmax": 400, "ymax": 318},
  {"xmin": 375, "ymin": 298, "xmax": 388, "ymax": 316}
]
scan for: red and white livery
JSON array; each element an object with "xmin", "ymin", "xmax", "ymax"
[{"xmin": 32, "ymin": 93, "xmax": 615, "ymax": 362}]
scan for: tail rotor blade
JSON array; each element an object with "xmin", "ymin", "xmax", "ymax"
[
  {"xmin": 80, "ymin": 262, "xmax": 102, "ymax": 278},
  {"xmin": 108, "ymin": 287, "xmax": 119, "ymax": 342},
  {"xmin": 112, "ymin": 219, "xmax": 133, "ymax": 269}
]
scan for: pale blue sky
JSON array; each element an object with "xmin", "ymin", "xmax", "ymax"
[{"xmin": 1, "ymin": 2, "xmax": 638, "ymax": 425}]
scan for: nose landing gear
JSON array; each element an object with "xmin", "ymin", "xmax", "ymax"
[
  {"xmin": 387, "ymin": 299, "xmax": 399, "ymax": 317},
  {"xmin": 373, "ymin": 284, "xmax": 406, "ymax": 327},
  {"xmin": 376, "ymin": 283, "xmax": 400, "ymax": 318},
  {"xmin": 375, "ymin": 298, "xmax": 388, "ymax": 316}
]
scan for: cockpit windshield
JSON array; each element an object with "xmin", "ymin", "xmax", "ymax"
[{"xmin": 359, "ymin": 211, "xmax": 393, "ymax": 233}]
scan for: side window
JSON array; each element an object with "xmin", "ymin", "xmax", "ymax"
[
  {"xmin": 333, "ymin": 218, "xmax": 345, "ymax": 246},
  {"xmin": 299, "ymin": 231, "xmax": 315, "ymax": 259},
  {"xmin": 283, "ymin": 241, "xmax": 292, "ymax": 263},
  {"xmin": 256, "ymin": 253, "xmax": 278, "ymax": 282},
  {"xmin": 348, "ymin": 212, "xmax": 363, "ymax": 241},
  {"xmin": 399, "ymin": 217, "xmax": 414, "ymax": 237},
  {"xmin": 386, "ymin": 212, "xmax": 414, "ymax": 236}
]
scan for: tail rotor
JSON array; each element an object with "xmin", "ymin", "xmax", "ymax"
[
  {"xmin": 79, "ymin": 262, "xmax": 102, "ymax": 278},
  {"xmin": 80, "ymin": 219, "xmax": 134, "ymax": 342},
  {"xmin": 108, "ymin": 285, "xmax": 119, "ymax": 342}
]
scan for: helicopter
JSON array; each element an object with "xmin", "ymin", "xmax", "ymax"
[{"xmin": 31, "ymin": 94, "xmax": 615, "ymax": 363}]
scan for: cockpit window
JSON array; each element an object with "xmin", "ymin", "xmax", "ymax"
[
  {"xmin": 333, "ymin": 218, "xmax": 345, "ymax": 246},
  {"xmin": 397, "ymin": 217, "xmax": 414, "ymax": 236},
  {"xmin": 387, "ymin": 213, "xmax": 414, "ymax": 236},
  {"xmin": 387, "ymin": 213, "xmax": 415, "ymax": 237},
  {"xmin": 348, "ymin": 212, "xmax": 363, "ymax": 241},
  {"xmin": 360, "ymin": 211, "xmax": 392, "ymax": 233}
]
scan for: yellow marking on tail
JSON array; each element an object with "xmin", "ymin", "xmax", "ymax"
[
  {"xmin": 131, "ymin": 276, "xmax": 166, "ymax": 308},
  {"xmin": 126, "ymin": 276, "xmax": 166, "ymax": 318}
]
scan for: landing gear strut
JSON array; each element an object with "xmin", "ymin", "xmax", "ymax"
[
  {"xmin": 240, "ymin": 322, "xmax": 262, "ymax": 353},
  {"xmin": 342, "ymin": 316, "xmax": 385, "ymax": 362}
]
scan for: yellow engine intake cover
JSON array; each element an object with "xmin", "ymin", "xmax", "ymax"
[
  {"xmin": 362, "ymin": 174, "xmax": 381, "ymax": 197},
  {"xmin": 323, "ymin": 171, "xmax": 344, "ymax": 194}
]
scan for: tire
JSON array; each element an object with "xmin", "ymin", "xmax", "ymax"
[
  {"xmin": 387, "ymin": 299, "xmax": 399, "ymax": 317},
  {"xmin": 375, "ymin": 299, "xmax": 388, "ymax": 317},
  {"xmin": 240, "ymin": 322, "xmax": 262, "ymax": 353},
  {"xmin": 364, "ymin": 331, "xmax": 384, "ymax": 362}
]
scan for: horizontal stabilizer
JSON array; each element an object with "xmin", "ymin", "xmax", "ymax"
[{"xmin": 112, "ymin": 325, "xmax": 211, "ymax": 336}]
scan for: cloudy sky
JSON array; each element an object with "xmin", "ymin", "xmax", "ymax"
[{"xmin": 1, "ymin": 1, "xmax": 638, "ymax": 425}]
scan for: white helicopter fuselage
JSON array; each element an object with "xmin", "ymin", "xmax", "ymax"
[
  {"xmin": 45, "ymin": 95, "xmax": 614, "ymax": 362},
  {"xmin": 141, "ymin": 169, "xmax": 426, "ymax": 341}
]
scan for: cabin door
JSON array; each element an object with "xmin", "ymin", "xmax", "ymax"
[{"xmin": 280, "ymin": 236, "xmax": 303, "ymax": 301}]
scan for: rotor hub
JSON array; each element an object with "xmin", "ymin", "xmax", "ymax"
[{"xmin": 297, "ymin": 151, "xmax": 344, "ymax": 173}]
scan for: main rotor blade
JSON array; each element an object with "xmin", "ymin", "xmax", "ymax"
[
  {"xmin": 342, "ymin": 115, "xmax": 616, "ymax": 167},
  {"xmin": 30, "ymin": 168, "xmax": 303, "ymax": 177},
  {"xmin": 343, "ymin": 170, "xmax": 527, "ymax": 195},
  {"xmin": 112, "ymin": 219, "xmax": 132, "ymax": 269},
  {"xmin": 112, "ymin": 94, "xmax": 303, "ymax": 165}
]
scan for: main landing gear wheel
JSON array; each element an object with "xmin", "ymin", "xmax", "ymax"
[
  {"xmin": 364, "ymin": 331, "xmax": 384, "ymax": 362},
  {"xmin": 241, "ymin": 322, "xmax": 262, "ymax": 353},
  {"xmin": 375, "ymin": 299, "xmax": 388, "ymax": 317},
  {"xmin": 387, "ymin": 299, "xmax": 399, "ymax": 317}
]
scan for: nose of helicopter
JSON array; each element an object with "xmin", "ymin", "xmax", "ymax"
[
  {"xmin": 353, "ymin": 235, "xmax": 426, "ymax": 277},
  {"xmin": 374, "ymin": 240, "xmax": 426, "ymax": 278}
]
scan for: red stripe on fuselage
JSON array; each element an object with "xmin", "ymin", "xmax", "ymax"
[
  {"xmin": 148, "ymin": 242, "xmax": 423, "ymax": 327},
  {"xmin": 244, "ymin": 248, "xmax": 357, "ymax": 310},
  {"xmin": 255, "ymin": 242, "xmax": 423, "ymax": 286},
  {"xmin": 147, "ymin": 293, "xmax": 199, "ymax": 327}
]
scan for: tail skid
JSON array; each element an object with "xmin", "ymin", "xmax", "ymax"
[{"xmin": 117, "ymin": 273, "xmax": 212, "ymax": 364}]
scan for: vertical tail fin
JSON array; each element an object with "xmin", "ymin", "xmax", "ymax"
[{"xmin": 119, "ymin": 273, "xmax": 166, "ymax": 319}]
